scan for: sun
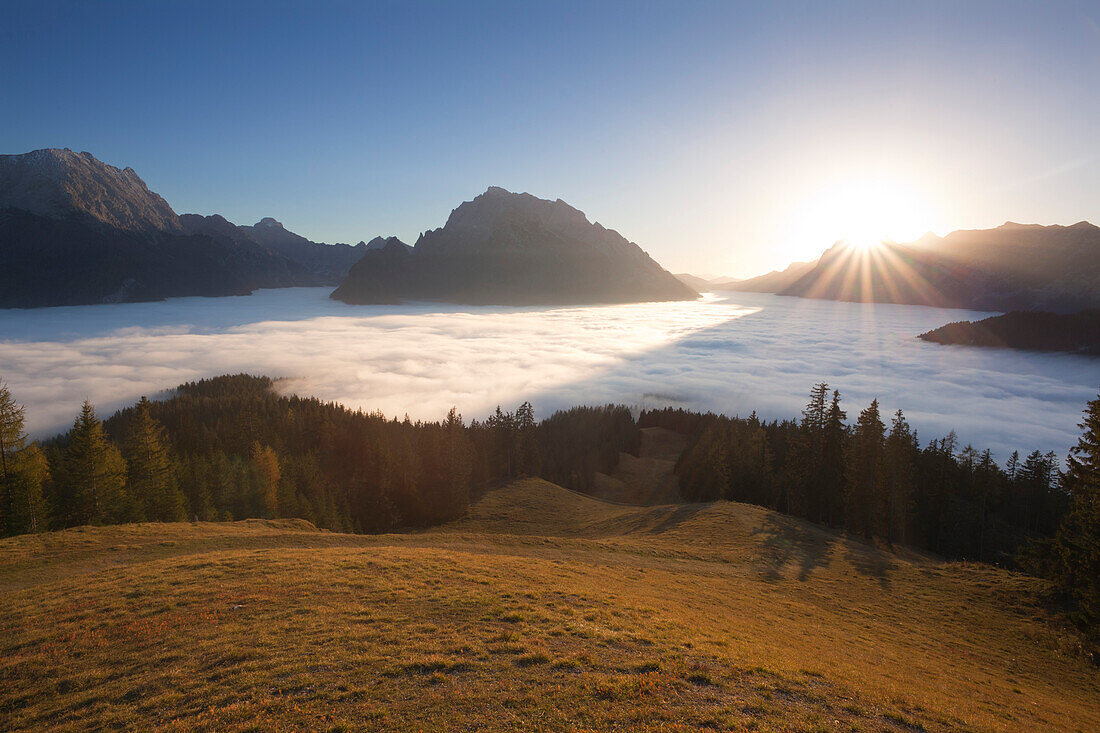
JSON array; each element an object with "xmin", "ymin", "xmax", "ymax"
[{"xmin": 785, "ymin": 178, "xmax": 931, "ymax": 257}]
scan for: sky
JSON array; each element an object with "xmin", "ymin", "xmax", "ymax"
[{"xmin": 2, "ymin": 0, "xmax": 1099, "ymax": 277}]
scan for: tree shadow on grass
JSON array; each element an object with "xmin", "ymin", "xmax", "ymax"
[
  {"xmin": 583, "ymin": 502, "xmax": 710, "ymax": 537},
  {"xmin": 842, "ymin": 538, "xmax": 897, "ymax": 590},
  {"xmin": 753, "ymin": 511, "xmax": 838, "ymax": 583}
]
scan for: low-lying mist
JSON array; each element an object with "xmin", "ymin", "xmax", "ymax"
[{"xmin": 0, "ymin": 288, "xmax": 1095, "ymax": 462}]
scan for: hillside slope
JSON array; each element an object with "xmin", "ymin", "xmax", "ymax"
[{"xmin": 2, "ymin": 481, "xmax": 1097, "ymax": 731}]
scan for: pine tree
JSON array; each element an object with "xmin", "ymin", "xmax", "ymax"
[
  {"xmin": 124, "ymin": 397, "xmax": 186, "ymax": 522},
  {"xmin": 973, "ymin": 448, "xmax": 1001, "ymax": 562},
  {"xmin": 63, "ymin": 401, "xmax": 129, "ymax": 525},
  {"xmin": 1025, "ymin": 394, "xmax": 1100, "ymax": 650},
  {"xmin": 488, "ymin": 406, "xmax": 515, "ymax": 479},
  {"xmin": 513, "ymin": 402, "xmax": 539, "ymax": 476},
  {"xmin": 884, "ymin": 409, "xmax": 917, "ymax": 547},
  {"xmin": 846, "ymin": 399, "xmax": 885, "ymax": 539},
  {"xmin": 798, "ymin": 383, "xmax": 830, "ymax": 520},
  {"xmin": 1006, "ymin": 450, "xmax": 1020, "ymax": 482},
  {"xmin": 820, "ymin": 390, "xmax": 848, "ymax": 527},
  {"xmin": 443, "ymin": 407, "xmax": 473, "ymax": 517}
]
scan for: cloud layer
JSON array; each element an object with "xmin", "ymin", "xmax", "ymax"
[{"xmin": 0, "ymin": 288, "xmax": 1095, "ymax": 463}]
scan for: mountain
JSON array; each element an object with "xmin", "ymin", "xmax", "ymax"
[
  {"xmin": 673, "ymin": 273, "xmax": 745, "ymax": 291},
  {"xmin": 766, "ymin": 223, "xmax": 1100, "ymax": 312},
  {"xmin": 674, "ymin": 273, "xmax": 717, "ymax": 291},
  {"xmin": 726, "ymin": 258, "xmax": 818, "ymax": 293},
  {"xmin": 363, "ymin": 235, "xmax": 412, "ymax": 252},
  {"xmin": 332, "ymin": 186, "xmax": 697, "ymax": 305},
  {"xmin": 0, "ymin": 148, "xmax": 181, "ymax": 233},
  {"xmin": 179, "ymin": 214, "xmax": 391, "ymax": 284},
  {"xmin": 0, "ymin": 149, "xmax": 390, "ymax": 308},
  {"xmin": 919, "ymin": 309, "xmax": 1100, "ymax": 356},
  {"xmin": 0, "ymin": 207, "xmax": 318, "ymax": 307}
]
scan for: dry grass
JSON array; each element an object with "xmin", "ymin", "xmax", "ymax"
[{"xmin": 1, "ymin": 478, "xmax": 1097, "ymax": 731}]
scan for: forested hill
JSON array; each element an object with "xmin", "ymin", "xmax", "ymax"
[
  {"xmin": 919, "ymin": 309, "xmax": 1100, "ymax": 356},
  {"xmin": 3, "ymin": 375, "xmax": 1099, "ymax": 649},
  {"xmin": 31, "ymin": 375, "xmax": 638, "ymax": 533}
]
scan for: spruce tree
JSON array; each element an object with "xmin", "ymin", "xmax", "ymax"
[
  {"xmin": 974, "ymin": 448, "xmax": 1000, "ymax": 562},
  {"xmin": 820, "ymin": 390, "xmax": 848, "ymax": 527},
  {"xmin": 64, "ymin": 401, "xmax": 130, "ymax": 525},
  {"xmin": 884, "ymin": 409, "xmax": 917, "ymax": 547},
  {"xmin": 444, "ymin": 408, "xmax": 473, "ymax": 514},
  {"xmin": 846, "ymin": 399, "xmax": 885, "ymax": 539},
  {"xmin": 798, "ymin": 383, "xmax": 830, "ymax": 520},
  {"xmin": 1026, "ymin": 394, "xmax": 1100, "ymax": 650},
  {"xmin": 124, "ymin": 397, "xmax": 186, "ymax": 522},
  {"xmin": 513, "ymin": 402, "xmax": 539, "ymax": 476}
]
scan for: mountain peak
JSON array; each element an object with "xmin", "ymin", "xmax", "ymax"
[
  {"xmin": 333, "ymin": 188, "xmax": 696, "ymax": 306},
  {"xmin": 0, "ymin": 148, "xmax": 181, "ymax": 232},
  {"xmin": 256, "ymin": 217, "xmax": 284, "ymax": 229}
]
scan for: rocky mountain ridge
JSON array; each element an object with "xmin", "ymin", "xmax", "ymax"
[
  {"xmin": 732, "ymin": 222, "xmax": 1100, "ymax": 312},
  {"xmin": 331, "ymin": 186, "xmax": 697, "ymax": 306},
  {"xmin": 0, "ymin": 149, "xmax": 402, "ymax": 307}
]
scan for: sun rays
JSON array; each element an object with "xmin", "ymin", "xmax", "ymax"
[{"xmin": 784, "ymin": 178, "xmax": 933, "ymax": 264}]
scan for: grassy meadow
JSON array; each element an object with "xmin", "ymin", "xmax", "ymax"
[{"xmin": 1, "ymin": 478, "xmax": 1098, "ymax": 731}]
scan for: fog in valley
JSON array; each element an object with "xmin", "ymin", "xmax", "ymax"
[{"xmin": 0, "ymin": 288, "xmax": 1094, "ymax": 461}]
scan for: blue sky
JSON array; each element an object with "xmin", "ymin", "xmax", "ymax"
[{"xmin": 3, "ymin": 0, "xmax": 1099, "ymax": 276}]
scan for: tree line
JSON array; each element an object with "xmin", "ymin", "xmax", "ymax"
[
  {"xmin": 642, "ymin": 384, "xmax": 1100, "ymax": 652},
  {"xmin": 0, "ymin": 375, "xmax": 636, "ymax": 536},
  {"xmin": 642, "ymin": 383, "xmax": 1067, "ymax": 564},
  {"xmin": 1, "ymin": 374, "xmax": 1096, "ymax": 649}
]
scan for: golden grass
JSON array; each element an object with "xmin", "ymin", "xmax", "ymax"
[{"xmin": 1, "ymin": 478, "xmax": 1097, "ymax": 731}]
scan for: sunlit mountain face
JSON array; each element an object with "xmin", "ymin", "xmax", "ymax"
[{"xmin": 770, "ymin": 221, "xmax": 1100, "ymax": 313}]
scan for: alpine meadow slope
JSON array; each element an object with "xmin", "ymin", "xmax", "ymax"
[{"xmin": 1, "ymin": 481, "xmax": 1097, "ymax": 731}]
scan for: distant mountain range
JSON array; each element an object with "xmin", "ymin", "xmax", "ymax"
[
  {"xmin": 1, "ymin": 150, "xmax": 691, "ymax": 309},
  {"xmin": 919, "ymin": 310, "xmax": 1100, "ymax": 356},
  {"xmin": 331, "ymin": 186, "xmax": 697, "ymax": 306},
  {"xmin": 731, "ymin": 223, "xmax": 1100, "ymax": 312},
  {"xmin": 0, "ymin": 149, "xmax": 402, "ymax": 308},
  {"xmin": 723, "ymin": 259, "xmax": 818, "ymax": 294}
]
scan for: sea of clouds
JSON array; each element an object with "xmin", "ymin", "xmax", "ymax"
[{"xmin": 0, "ymin": 288, "xmax": 1096, "ymax": 462}]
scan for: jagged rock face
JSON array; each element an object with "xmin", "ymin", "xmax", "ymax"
[
  {"xmin": 332, "ymin": 187, "xmax": 698, "ymax": 306},
  {"xmin": 364, "ymin": 235, "xmax": 411, "ymax": 251},
  {"xmin": 0, "ymin": 148, "xmax": 181, "ymax": 232},
  {"xmin": 0, "ymin": 147, "xmax": 407, "ymax": 307}
]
